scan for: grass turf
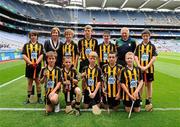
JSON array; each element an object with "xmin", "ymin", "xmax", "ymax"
[{"xmin": 0, "ymin": 52, "xmax": 180, "ymax": 127}]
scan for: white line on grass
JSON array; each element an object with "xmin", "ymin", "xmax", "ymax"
[
  {"xmin": 0, "ymin": 75, "xmax": 24, "ymax": 88},
  {"xmin": 0, "ymin": 108, "xmax": 180, "ymax": 111}
]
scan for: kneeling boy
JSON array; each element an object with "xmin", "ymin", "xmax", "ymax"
[
  {"xmin": 120, "ymin": 52, "xmax": 143, "ymax": 113},
  {"xmin": 40, "ymin": 51, "xmax": 62, "ymax": 114},
  {"xmin": 62, "ymin": 55, "xmax": 82, "ymax": 116}
]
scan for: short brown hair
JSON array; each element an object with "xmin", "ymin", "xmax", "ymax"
[
  {"xmin": 28, "ymin": 31, "xmax": 38, "ymax": 38},
  {"xmin": 46, "ymin": 51, "xmax": 57, "ymax": 59},
  {"xmin": 103, "ymin": 30, "xmax": 111, "ymax": 36},
  {"xmin": 141, "ymin": 29, "xmax": 151, "ymax": 36},
  {"xmin": 109, "ymin": 51, "xmax": 117, "ymax": 57}
]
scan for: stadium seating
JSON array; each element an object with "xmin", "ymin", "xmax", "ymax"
[{"xmin": 1, "ymin": 0, "xmax": 179, "ymax": 25}]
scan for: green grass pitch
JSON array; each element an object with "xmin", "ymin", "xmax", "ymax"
[{"xmin": 0, "ymin": 52, "xmax": 180, "ymax": 127}]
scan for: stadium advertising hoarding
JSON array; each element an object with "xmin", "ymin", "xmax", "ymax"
[{"xmin": 0, "ymin": 51, "xmax": 22, "ymax": 61}]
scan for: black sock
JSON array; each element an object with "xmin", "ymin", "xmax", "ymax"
[
  {"xmin": 75, "ymin": 102, "xmax": 80, "ymax": 110},
  {"xmin": 145, "ymin": 99, "xmax": 151, "ymax": 105},
  {"xmin": 37, "ymin": 93, "xmax": 41, "ymax": 98},
  {"xmin": 28, "ymin": 91, "xmax": 31, "ymax": 98}
]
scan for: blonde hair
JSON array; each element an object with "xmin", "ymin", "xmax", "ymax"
[
  {"xmin": 46, "ymin": 51, "xmax": 57, "ymax": 58},
  {"xmin": 125, "ymin": 52, "xmax": 134, "ymax": 58},
  {"xmin": 51, "ymin": 27, "xmax": 60, "ymax": 35},
  {"xmin": 89, "ymin": 51, "xmax": 98, "ymax": 58},
  {"xmin": 84, "ymin": 25, "xmax": 93, "ymax": 30},
  {"xmin": 64, "ymin": 29, "xmax": 74, "ymax": 36}
]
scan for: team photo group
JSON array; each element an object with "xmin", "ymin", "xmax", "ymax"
[{"xmin": 22, "ymin": 25, "xmax": 158, "ymax": 116}]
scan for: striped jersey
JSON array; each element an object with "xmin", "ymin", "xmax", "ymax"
[
  {"xmin": 102, "ymin": 64, "xmax": 122, "ymax": 98},
  {"xmin": 82, "ymin": 65, "xmax": 102, "ymax": 92},
  {"xmin": 78, "ymin": 38, "xmax": 98, "ymax": 61},
  {"xmin": 120, "ymin": 66, "xmax": 142, "ymax": 101},
  {"xmin": 40, "ymin": 66, "xmax": 62, "ymax": 95},
  {"xmin": 61, "ymin": 41, "xmax": 78, "ymax": 65},
  {"xmin": 135, "ymin": 41, "xmax": 158, "ymax": 73},
  {"xmin": 98, "ymin": 42, "xmax": 116, "ymax": 64},
  {"xmin": 22, "ymin": 41, "xmax": 43, "ymax": 65},
  {"xmin": 61, "ymin": 66, "xmax": 78, "ymax": 91}
]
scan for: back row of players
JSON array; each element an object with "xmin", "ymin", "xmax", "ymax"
[{"xmin": 22, "ymin": 25, "xmax": 157, "ymax": 116}]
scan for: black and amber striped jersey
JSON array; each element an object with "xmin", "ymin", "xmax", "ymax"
[
  {"xmin": 98, "ymin": 42, "xmax": 116, "ymax": 64},
  {"xmin": 61, "ymin": 66, "xmax": 78, "ymax": 91},
  {"xmin": 61, "ymin": 41, "xmax": 78, "ymax": 65},
  {"xmin": 102, "ymin": 64, "xmax": 122, "ymax": 98},
  {"xmin": 40, "ymin": 66, "xmax": 62, "ymax": 95},
  {"xmin": 82, "ymin": 65, "xmax": 102, "ymax": 92},
  {"xmin": 135, "ymin": 41, "xmax": 157, "ymax": 73},
  {"xmin": 78, "ymin": 38, "xmax": 98, "ymax": 61},
  {"xmin": 120, "ymin": 66, "xmax": 142, "ymax": 101},
  {"xmin": 22, "ymin": 41, "xmax": 43, "ymax": 65}
]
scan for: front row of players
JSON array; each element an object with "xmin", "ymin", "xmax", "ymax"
[{"xmin": 38, "ymin": 50, "xmax": 147, "ymax": 115}]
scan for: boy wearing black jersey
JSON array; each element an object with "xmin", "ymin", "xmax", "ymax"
[
  {"xmin": 22, "ymin": 31, "xmax": 43, "ymax": 104},
  {"xmin": 135, "ymin": 29, "xmax": 158, "ymax": 111},
  {"xmin": 40, "ymin": 51, "xmax": 62, "ymax": 114},
  {"xmin": 120, "ymin": 52, "xmax": 143, "ymax": 112},
  {"xmin": 62, "ymin": 56, "xmax": 81, "ymax": 116}
]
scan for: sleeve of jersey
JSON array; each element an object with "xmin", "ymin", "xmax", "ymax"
[
  {"xmin": 117, "ymin": 67, "xmax": 122, "ymax": 80},
  {"xmin": 58, "ymin": 69, "xmax": 63, "ymax": 83},
  {"xmin": 134, "ymin": 45, "xmax": 139, "ymax": 56},
  {"xmin": 21, "ymin": 44, "xmax": 27, "ymax": 55},
  {"xmin": 74, "ymin": 44, "xmax": 79, "ymax": 55},
  {"xmin": 94, "ymin": 40, "xmax": 98, "ymax": 52},
  {"xmin": 152, "ymin": 44, "xmax": 158, "ymax": 56},
  {"xmin": 97, "ymin": 68, "xmax": 103, "ymax": 82},
  {"xmin": 101, "ymin": 65, "xmax": 105, "ymax": 74},
  {"xmin": 97, "ymin": 45, "xmax": 100, "ymax": 56},
  {"xmin": 74, "ymin": 70, "xmax": 78, "ymax": 80},
  {"xmin": 113, "ymin": 44, "xmax": 117, "ymax": 52},
  {"xmin": 40, "ymin": 44, "xmax": 44, "ymax": 55},
  {"xmin": 40, "ymin": 68, "xmax": 44, "ymax": 79},
  {"xmin": 78, "ymin": 40, "xmax": 82, "ymax": 53},
  {"xmin": 138, "ymin": 68, "xmax": 143, "ymax": 80},
  {"xmin": 120, "ymin": 69, "xmax": 126, "ymax": 84}
]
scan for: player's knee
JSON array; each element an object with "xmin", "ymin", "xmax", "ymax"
[
  {"xmin": 125, "ymin": 107, "xmax": 130, "ymax": 112},
  {"xmin": 134, "ymin": 107, "xmax": 140, "ymax": 112},
  {"xmin": 46, "ymin": 105, "xmax": 53, "ymax": 113},
  {"xmin": 49, "ymin": 93, "xmax": 59, "ymax": 105},
  {"xmin": 75, "ymin": 87, "xmax": 81, "ymax": 96},
  {"xmin": 83, "ymin": 104, "xmax": 89, "ymax": 109}
]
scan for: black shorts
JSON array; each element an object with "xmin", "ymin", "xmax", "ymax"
[
  {"xmin": 25, "ymin": 64, "xmax": 41, "ymax": 79},
  {"xmin": 143, "ymin": 73, "xmax": 154, "ymax": 82},
  {"xmin": 102, "ymin": 96, "xmax": 120, "ymax": 108},
  {"xmin": 64, "ymin": 87, "xmax": 76, "ymax": 104},
  {"xmin": 84, "ymin": 89, "xmax": 100, "ymax": 106},
  {"xmin": 44, "ymin": 95, "xmax": 51, "ymax": 105},
  {"xmin": 123, "ymin": 99, "xmax": 140, "ymax": 108},
  {"xmin": 79, "ymin": 59, "xmax": 89, "ymax": 73}
]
